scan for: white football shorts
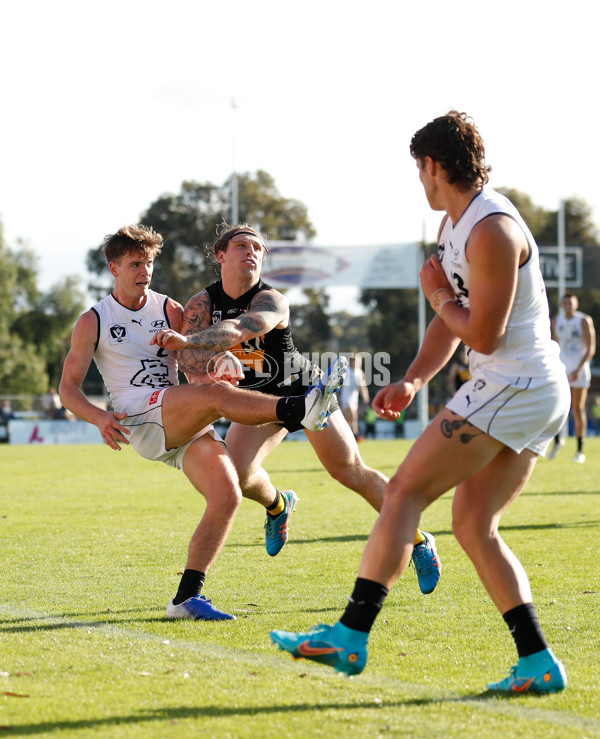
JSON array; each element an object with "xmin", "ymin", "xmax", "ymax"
[
  {"xmin": 122, "ymin": 388, "xmax": 224, "ymax": 470},
  {"xmin": 446, "ymin": 366, "xmax": 570, "ymax": 456},
  {"xmin": 562, "ymin": 358, "xmax": 591, "ymax": 389}
]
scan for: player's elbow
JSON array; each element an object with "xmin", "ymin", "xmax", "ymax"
[
  {"xmin": 58, "ymin": 380, "xmax": 73, "ymax": 409},
  {"xmin": 468, "ymin": 333, "xmax": 503, "ymax": 355}
]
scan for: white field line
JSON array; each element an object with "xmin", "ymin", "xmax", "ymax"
[{"xmin": 1, "ymin": 604, "xmax": 598, "ymax": 733}]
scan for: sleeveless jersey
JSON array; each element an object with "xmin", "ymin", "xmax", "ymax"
[
  {"xmin": 91, "ymin": 291, "xmax": 178, "ymax": 414},
  {"xmin": 205, "ymin": 279, "xmax": 312, "ymax": 394},
  {"xmin": 554, "ymin": 311, "xmax": 590, "ymax": 372},
  {"xmin": 438, "ymin": 187, "xmax": 561, "ymax": 377}
]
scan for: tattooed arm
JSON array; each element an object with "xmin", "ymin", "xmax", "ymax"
[
  {"xmin": 176, "ymin": 290, "xmax": 216, "ymax": 377},
  {"xmin": 152, "ymin": 288, "xmax": 290, "ymax": 378},
  {"xmin": 185, "ymin": 288, "xmax": 289, "ymax": 350},
  {"xmin": 154, "ymin": 289, "xmax": 288, "ymax": 350}
]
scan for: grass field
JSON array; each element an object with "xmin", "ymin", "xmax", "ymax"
[{"xmin": 1, "ymin": 437, "xmax": 599, "ymax": 738}]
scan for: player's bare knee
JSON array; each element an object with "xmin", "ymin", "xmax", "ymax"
[
  {"xmin": 326, "ymin": 459, "xmax": 367, "ymax": 491},
  {"xmin": 207, "ymin": 382, "xmax": 237, "ymax": 417},
  {"xmin": 206, "ymin": 485, "xmax": 242, "ymax": 517},
  {"xmin": 236, "ymin": 467, "xmax": 257, "ymax": 490},
  {"xmin": 451, "ymin": 515, "xmax": 470, "ymax": 548},
  {"xmin": 452, "ymin": 511, "xmax": 489, "ymax": 552},
  {"xmin": 382, "ymin": 479, "xmax": 410, "ymax": 507}
]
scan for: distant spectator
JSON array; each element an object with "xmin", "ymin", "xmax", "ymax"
[
  {"xmin": 41, "ymin": 387, "xmax": 61, "ymax": 419},
  {"xmin": 55, "ymin": 405, "xmax": 76, "ymax": 421},
  {"xmin": 1, "ymin": 400, "xmax": 14, "ymax": 424},
  {"xmin": 364, "ymin": 406, "xmax": 378, "ymax": 439}
]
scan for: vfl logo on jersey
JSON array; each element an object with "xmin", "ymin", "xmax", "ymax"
[
  {"xmin": 109, "ymin": 324, "xmax": 129, "ymax": 344},
  {"xmin": 149, "ymin": 390, "xmax": 161, "ymax": 405},
  {"xmin": 212, "ymin": 310, "xmax": 222, "ymax": 325},
  {"xmin": 473, "ymin": 379, "xmax": 487, "ymax": 391},
  {"xmin": 130, "ymin": 358, "xmax": 174, "ymax": 389},
  {"xmin": 151, "ymin": 320, "xmax": 166, "ymax": 329}
]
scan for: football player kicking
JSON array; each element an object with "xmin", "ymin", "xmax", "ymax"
[{"xmin": 59, "ymin": 225, "xmax": 345, "ymax": 622}]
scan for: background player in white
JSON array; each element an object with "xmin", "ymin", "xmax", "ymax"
[
  {"xmin": 59, "ymin": 225, "xmax": 343, "ymax": 621},
  {"xmin": 270, "ymin": 111, "xmax": 570, "ymax": 694},
  {"xmin": 339, "ymin": 354, "xmax": 370, "ymax": 439},
  {"xmin": 549, "ymin": 293, "xmax": 596, "ymax": 462}
]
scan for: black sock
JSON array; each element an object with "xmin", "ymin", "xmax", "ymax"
[
  {"xmin": 503, "ymin": 603, "xmax": 548, "ymax": 658},
  {"xmin": 266, "ymin": 489, "xmax": 281, "ymax": 517},
  {"xmin": 339, "ymin": 578, "xmax": 389, "ymax": 633},
  {"xmin": 554, "ymin": 435, "xmax": 561, "ymax": 445},
  {"xmin": 276, "ymin": 396, "xmax": 304, "ymax": 432},
  {"xmin": 577, "ymin": 437, "xmax": 584, "ymax": 452},
  {"xmin": 173, "ymin": 569, "xmax": 206, "ymax": 605}
]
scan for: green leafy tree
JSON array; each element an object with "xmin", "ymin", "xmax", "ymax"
[
  {"xmin": 498, "ymin": 190, "xmax": 600, "ymax": 248},
  {"xmin": 0, "ymin": 233, "xmax": 47, "ymax": 396},
  {"xmin": 87, "ymin": 170, "xmax": 316, "ymax": 306},
  {"xmin": 360, "ymin": 287, "xmax": 422, "ymax": 383},
  {"xmin": 329, "ymin": 311, "xmax": 373, "ymax": 354},
  {"xmin": 0, "ymin": 221, "xmax": 87, "ymax": 397},
  {"xmin": 13, "ymin": 276, "xmax": 87, "ymax": 386},
  {"xmin": 288, "ymin": 288, "xmax": 332, "ymax": 354},
  {"xmin": 498, "ymin": 190, "xmax": 600, "ymax": 322}
]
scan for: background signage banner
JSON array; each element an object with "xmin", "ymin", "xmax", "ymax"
[
  {"xmin": 538, "ymin": 246, "xmax": 582, "ymax": 287},
  {"xmin": 262, "ymin": 243, "xmax": 420, "ymax": 289},
  {"xmin": 9, "ymin": 420, "xmax": 103, "ymax": 445}
]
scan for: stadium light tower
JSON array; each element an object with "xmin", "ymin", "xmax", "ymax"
[{"xmin": 230, "ymin": 98, "xmax": 239, "ymax": 224}]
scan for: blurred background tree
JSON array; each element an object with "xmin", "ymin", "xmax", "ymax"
[
  {"xmin": 0, "ymin": 222, "xmax": 86, "ymax": 397},
  {"xmin": 86, "ymin": 170, "xmax": 315, "ymax": 306}
]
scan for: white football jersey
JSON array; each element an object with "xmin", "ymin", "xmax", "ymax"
[
  {"xmin": 91, "ymin": 290, "xmax": 178, "ymax": 414},
  {"xmin": 554, "ymin": 311, "xmax": 590, "ymax": 374},
  {"xmin": 438, "ymin": 187, "xmax": 562, "ymax": 377}
]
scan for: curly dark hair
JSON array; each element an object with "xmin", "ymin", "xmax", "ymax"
[
  {"xmin": 102, "ymin": 224, "xmax": 163, "ymax": 263},
  {"xmin": 410, "ymin": 110, "xmax": 491, "ymax": 191},
  {"xmin": 204, "ymin": 222, "xmax": 269, "ymax": 270}
]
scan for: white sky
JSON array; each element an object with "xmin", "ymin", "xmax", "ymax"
[{"xmin": 1, "ymin": 0, "xmax": 598, "ymax": 312}]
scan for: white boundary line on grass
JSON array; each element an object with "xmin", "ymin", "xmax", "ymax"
[{"xmin": 2, "ymin": 605, "xmax": 598, "ymax": 733}]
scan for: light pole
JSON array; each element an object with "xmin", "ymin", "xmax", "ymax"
[
  {"xmin": 557, "ymin": 199, "xmax": 566, "ymax": 302},
  {"xmin": 230, "ymin": 98, "xmax": 239, "ymax": 224}
]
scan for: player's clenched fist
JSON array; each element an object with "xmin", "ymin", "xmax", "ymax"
[{"xmin": 150, "ymin": 328, "xmax": 189, "ymax": 352}]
